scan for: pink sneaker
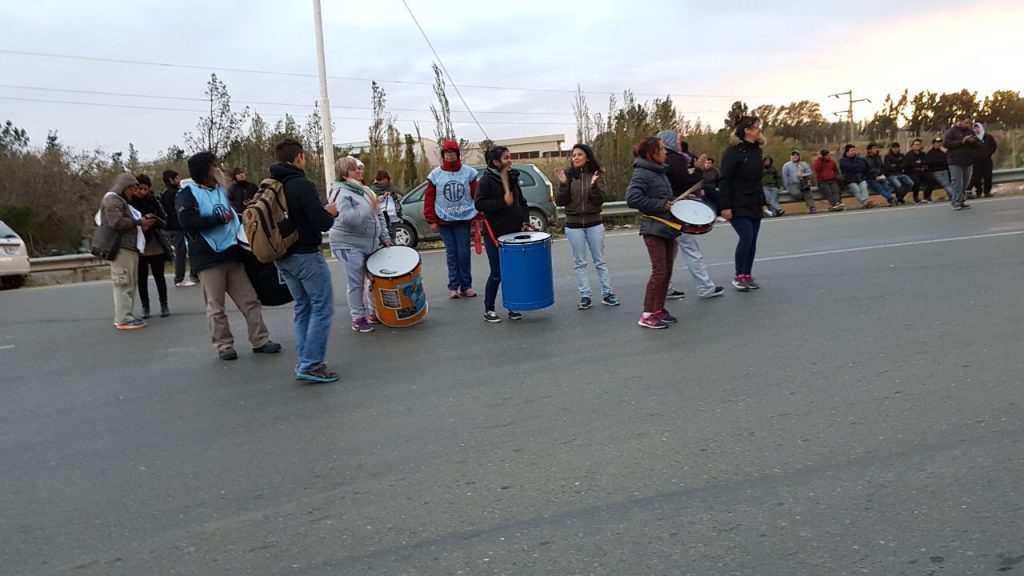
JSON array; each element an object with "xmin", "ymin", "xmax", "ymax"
[
  {"xmin": 352, "ymin": 317, "xmax": 375, "ymax": 332},
  {"xmin": 637, "ymin": 314, "xmax": 669, "ymax": 329},
  {"xmin": 366, "ymin": 314, "xmax": 381, "ymax": 324}
]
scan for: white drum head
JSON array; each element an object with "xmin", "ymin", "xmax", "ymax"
[
  {"xmin": 498, "ymin": 231, "xmax": 551, "ymax": 245},
  {"xmin": 670, "ymin": 199, "xmax": 716, "ymax": 226},
  {"xmin": 366, "ymin": 246, "xmax": 420, "ymax": 277}
]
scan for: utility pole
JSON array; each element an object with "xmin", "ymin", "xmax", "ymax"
[
  {"xmin": 830, "ymin": 90, "xmax": 871, "ymax": 143},
  {"xmin": 312, "ymin": 0, "xmax": 336, "ymax": 192}
]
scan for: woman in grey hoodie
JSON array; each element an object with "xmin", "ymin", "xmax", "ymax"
[{"xmin": 329, "ymin": 157, "xmax": 393, "ymax": 333}]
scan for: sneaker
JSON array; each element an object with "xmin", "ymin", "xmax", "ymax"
[
  {"xmin": 809, "ymin": 207, "xmax": 818, "ymax": 214},
  {"xmin": 960, "ymin": 202, "xmax": 971, "ymax": 209},
  {"xmin": 219, "ymin": 348, "xmax": 238, "ymax": 361},
  {"xmin": 252, "ymin": 341, "xmax": 282, "ymax": 354},
  {"xmin": 828, "ymin": 203, "xmax": 847, "ymax": 212},
  {"xmin": 483, "ymin": 310, "xmax": 502, "ymax": 323},
  {"xmin": 715, "ymin": 216, "xmax": 727, "ymax": 223},
  {"xmin": 114, "ymin": 319, "xmax": 146, "ymax": 330},
  {"xmin": 732, "ymin": 276, "xmax": 751, "ymax": 291},
  {"xmin": 746, "ymin": 276, "xmax": 761, "ymax": 289},
  {"xmin": 366, "ymin": 314, "xmax": 381, "ymax": 324},
  {"xmin": 352, "ymin": 317, "xmax": 375, "ymax": 332},
  {"xmin": 160, "ymin": 304, "xmax": 170, "ymax": 318},
  {"xmin": 666, "ymin": 290, "xmax": 686, "ymax": 300},
  {"xmin": 952, "ymin": 204, "xmax": 963, "ymax": 211},
  {"xmin": 887, "ymin": 199, "xmax": 895, "ymax": 207},
  {"xmin": 601, "ymin": 293, "xmax": 621, "ymax": 306},
  {"xmin": 141, "ymin": 305, "xmax": 151, "ymax": 320},
  {"xmin": 774, "ymin": 209, "xmax": 786, "ymax": 217},
  {"xmin": 699, "ymin": 286, "xmax": 725, "ymax": 299},
  {"xmin": 861, "ymin": 201, "xmax": 875, "ymax": 209},
  {"xmin": 577, "ymin": 297, "xmax": 593, "ymax": 310},
  {"xmin": 638, "ymin": 314, "xmax": 668, "ymax": 329},
  {"xmin": 921, "ymin": 199, "xmax": 931, "ymax": 203},
  {"xmin": 175, "ymin": 279, "xmax": 196, "ymax": 288},
  {"xmin": 449, "ymin": 290, "xmax": 460, "ymax": 299},
  {"xmin": 460, "ymin": 288, "xmax": 477, "ymax": 298},
  {"xmin": 508, "ymin": 311, "xmax": 523, "ymax": 321},
  {"xmin": 297, "ymin": 364, "xmax": 339, "ymax": 383},
  {"xmin": 656, "ymin": 308, "xmax": 678, "ymax": 323},
  {"xmin": 763, "ymin": 209, "xmax": 774, "ymax": 218}
]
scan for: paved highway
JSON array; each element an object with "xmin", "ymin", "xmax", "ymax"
[{"xmin": 2, "ymin": 197, "xmax": 1023, "ymax": 575}]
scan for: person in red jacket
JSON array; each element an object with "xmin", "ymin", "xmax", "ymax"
[
  {"xmin": 812, "ymin": 149, "xmax": 846, "ymax": 212},
  {"xmin": 424, "ymin": 140, "xmax": 480, "ymax": 299}
]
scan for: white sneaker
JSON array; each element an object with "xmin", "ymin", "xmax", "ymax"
[{"xmin": 176, "ymin": 279, "xmax": 197, "ymax": 288}]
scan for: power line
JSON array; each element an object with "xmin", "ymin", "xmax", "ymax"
[
  {"xmin": 399, "ymin": 0, "xmax": 487, "ymax": 139},
  {"xmin": 0, "ymin": 48, "xmax": 762, "ymax": 100}
]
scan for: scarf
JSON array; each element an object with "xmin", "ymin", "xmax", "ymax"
[{"xmin": 973, "ymin": 122, "xmax": 986, "ymax": 142}]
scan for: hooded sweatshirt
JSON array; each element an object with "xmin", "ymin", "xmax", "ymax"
[
  {"xmin": 424, "ymin": 141, "xmax": 479, "ymax": 225},
  {"xmin": 98, "ymin": 173, "xmax": 146, "ymax": 252},
  {"xmin": 656, "ymin": 129, "xmax": 705, "ymax": 198}
]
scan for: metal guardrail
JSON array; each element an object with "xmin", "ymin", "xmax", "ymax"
[{"xmin": 27, "ymin": 168, "xmax": 1024, "ymax": 275}]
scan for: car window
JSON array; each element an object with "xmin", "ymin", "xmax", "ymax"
[
  {"xmin": 0, "ymin": 222, "xmax": 17, "ymax": 238},
  {"xmin": 403, "ymin": 183, "xmax": 426, "ymax": 203},
  {"xmin": 517, "ymin": 171, "xmax": 536, "ymax": 187}
]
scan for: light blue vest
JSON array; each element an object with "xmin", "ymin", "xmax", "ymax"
[
  {"xmin": 188, "ymin": 184, "xmax": 240, "ymax": 252},
  {"xmin": 429, "ymin": 165, "xmax": 478, "ymax": 221}
]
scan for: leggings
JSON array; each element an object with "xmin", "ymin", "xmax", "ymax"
[
  {"xmin": 730, "ymin": 217, "xmax": 761, "ymax": 276},
  {"xmin": 642, "ymin": 235, "xmax": 676, "ymax": 313},
  {"xmin": 138, "ymin": 253, "xmax": 168, "ymax": 307}
]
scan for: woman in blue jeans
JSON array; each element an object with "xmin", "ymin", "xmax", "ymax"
[
  {"xmin": 424, "ymin": 140, "xmax": 479, "ymax": 299},
  {"xmin": 555, "ymin": 144, "xmax": 619, "ymax": 310},
  {"xmin": 718, "ymin": 115, "xmax": 767, "ymax": 291}
]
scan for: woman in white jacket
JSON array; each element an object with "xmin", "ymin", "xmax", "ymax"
[{"xmin": 329, "ymin": 157, "xmax": 392, "ymax": 333}]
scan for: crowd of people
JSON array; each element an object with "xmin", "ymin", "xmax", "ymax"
[{"xmin": 91, "ymin": 114, "xmax": 1000, "ymax": 379}]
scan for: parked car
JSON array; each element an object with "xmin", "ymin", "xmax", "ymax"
[
  {"xmin": 394, "ymin": 163, "xmax": 555, "ymax": 248},
  {"xmin": 0, "ymin": 220, "xmax": 30, "ymax": 289}
]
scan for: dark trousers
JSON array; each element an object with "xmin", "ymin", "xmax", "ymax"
[
  {"xmin": 483, "ymin": 235, "xmax": 503, "ymax": 312},
  {"xmin": 167, "ymin": 230, "xmax": 195, "ymax": 282},
  {"xmin": 970, "ymin": 158, "xmax": 994, "ymax": 195},
  {"xmin": 642, "ymin": 235, "xmax": 676, "ymax": 313},
  {"xmin": 818, "ymin": 180, "xmax": 842, "ymax": 206},
  {"xmin": 730, "ymin": 217, "xmax": 761, "ymax": 276},
  {"xmin": 138, "ymin": 253, "xmax": 168, "ymax": 307}
]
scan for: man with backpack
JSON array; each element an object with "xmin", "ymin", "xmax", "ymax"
[
  {"xmin": 176, "ymin": 151, "xmax": 282, "ymax": 361},
  {"xmin": 268, "ymin": 139, "xmax": 340, "ymax": 384}
]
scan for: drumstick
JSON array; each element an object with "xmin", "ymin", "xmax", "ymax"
[{"xmin": 673, "ymin": 180, "xmax": 704, "ymax": 201}]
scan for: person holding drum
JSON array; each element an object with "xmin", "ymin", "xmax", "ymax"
[
  {"xmin": 625, "ymin": 136, "xmax": 679, "ymax": 329},
  {"xmin": 329, "ymin": 156, "xmax": 393, "ymax": 333},
  {"xmin": 555, "ymin": 143, "xmax": 619, "ymax": 310},
  {"xmin": 475, "ymin": 146, "xmax": 530, "ymax": 323},
  {"xmin": 424, "ymin": 140, "xmax": 479, "ymax": 299},
  {"xmin": 718, "ymin": 115, "xmax": 768, "ymax": 292}
]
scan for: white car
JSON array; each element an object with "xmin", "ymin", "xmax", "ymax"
[{"xmin": 0, "ymin": 220, "xmax": 30, "ymax": 289}]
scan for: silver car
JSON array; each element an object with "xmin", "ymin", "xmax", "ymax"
[{"xmin": 0, "ymin": 220, "xmax": 30, "ymax": 289}]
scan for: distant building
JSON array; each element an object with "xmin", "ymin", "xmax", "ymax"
[
  {"xmin": 335, "ymin": 137, "xmax": 441, "ymax": 165},
  {"xmin": 335, "ymin": 133, "xmax": 567, "ymax": 167}
]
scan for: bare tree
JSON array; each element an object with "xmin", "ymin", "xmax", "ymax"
[
  {"xmin": 429, "ymin": 63, "xmax": 456, "ymax": 143},
  {"xmin": 572, "ymin": 85, "xmax": 594, "ymax": 144},
  {"xmin": 184, "ymin": 73, "xmax": 243, "ymax": 157}
]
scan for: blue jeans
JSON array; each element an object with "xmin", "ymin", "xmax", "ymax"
[
  {"xmin": 887, "ymin": 174, "xmax": 914, "ymax": 200},
  {"xmin": 867, "ymin": 178, "xmax": 895, "ymax": 202},
  {"xmin": 438, "ymin": 222, "xmax": 473, "ymax": 291},
  {"xmin": 483, "ymin": 234, "xmax": 504, "ymax": 312},
  {"xmin": 275, "ymin": 252, "xmax": 334, "ymax": 374},
  {"xmin": 730, "ymin": 218, "xmax": 761, "ymax": 276},
  {"xmin": 565, "ymin": 224, "xmax": 612, "ymax": 298}
]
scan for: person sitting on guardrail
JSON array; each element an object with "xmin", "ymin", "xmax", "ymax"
[
  {"xmin": 555, "ymin": 143, "xmax": 619, "ymax": 310},
  {"xmin": 719, "ymin": 116, "xmax": 769, "ymax": 292},
  {"xmin": 475, "ymin": 146, "xmax": 530, "ymax": 324},
  {"xmin": 176, "ymin": 152, "xmax": 282, "ymax": 361},
  {"xmin": 657, "ymin": 129, "xmax": 724, "ymax": 301},
  {"xmin": 761, "ymin": 156, "xmax": 784, "ymax": 217},
  {"xmin": 625, "ymin": 136, "xmax": 679, "ymax": 329},
  {"xmin": 883, "ymin": 143, "xmax": 915, "ymax": 205},
  {"xmin": 865, "ymin": 144, "xmax": 897, "ymax": 207},
  {"xmin": 329, "ymin": 156, "xmax": 393, "ymax": 334},
  {"xmin": 902, "ymin": 139, "xmax": 933, "ymax": 204},
  {"xmin": 839, "ymin": 144, "xmax": 874, "ymax": 209},
  {"xmin": 812, "ymin": 149, "xmax": 846, "ymax": 211},
  {"xmin": 783, "ymin": 151, "xmax": 817, "ymax": 214},
  {"xmin": 925, "ymin": 137, "xmax": 955, "ymax": 203},
  {"xmin": 424, "ymin": 140, "xmax": 479, "ymax": 300}
]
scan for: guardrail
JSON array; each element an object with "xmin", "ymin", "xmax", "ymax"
[{"xmin": 27, "ymin": 168, "xmax": 1024, "ymax": 275}]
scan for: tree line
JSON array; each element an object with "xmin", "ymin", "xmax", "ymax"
[{"xmin": 1, "ymin": 75, "xmax": 1022, "ymax": 256}]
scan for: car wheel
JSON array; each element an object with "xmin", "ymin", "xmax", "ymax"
[
  {"xmin": 393, "ymin": 222, "xmax": 417, "ymax": 248},
  {"xmin": 528, "ymin": 209, "xmax": 549, "ymax": 231}
]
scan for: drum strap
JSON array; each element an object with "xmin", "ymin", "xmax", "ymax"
[
  {"xmin": 472, "ymin": 219, "xmax": 484, "ymax": 255},
  {"xmin": 642, "ymin": 215, "xmax": 683, "ymax": 231},
  {"xmin": 482, "ymin": 218, "xmax": 499, "ymax": 246}
]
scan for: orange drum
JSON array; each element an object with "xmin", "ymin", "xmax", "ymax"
[{"xmin": 366, "ymin": 246, "xmax": 428, "ymax": 327}]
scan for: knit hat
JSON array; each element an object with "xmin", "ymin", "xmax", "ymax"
[{"xmin": 441, "ymin": 140, "xmax": 461, "ymax": 158}]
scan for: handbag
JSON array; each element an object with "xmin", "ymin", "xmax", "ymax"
[{"xmin": 89, "ymin": 225, "xmax": 123, "ymax": 261}]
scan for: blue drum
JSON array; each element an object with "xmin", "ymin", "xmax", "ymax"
[{"xmin": 498, "ymin": 231, "xmax": 554, "ymax": 311}]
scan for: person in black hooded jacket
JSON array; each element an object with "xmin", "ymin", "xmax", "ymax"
[
  {"xmin": 475, "ymin": 146, "xmax": 529, "ymax": 323},
  {"xmin": 718, "ymin": 115, "xmax": 767, "ymax": 291}
]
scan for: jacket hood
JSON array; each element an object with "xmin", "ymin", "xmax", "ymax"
[
  {"xmin": 441, "ymin": 139, "xmax": 461, "ymax": 155},
  {"xmin": 633, "ymin": 158, "xmax": 667, "ymax": 173},
  {"xmin": 269, "ymin": 162, "xmax": 305, "ymax": 180},
  {"xmin": 109, "ymin": 172, "xmax": 139, "ymax": 194},
  {"xmin": 656, "ymin": 130, "xmax": 679, "ymax": 153}
]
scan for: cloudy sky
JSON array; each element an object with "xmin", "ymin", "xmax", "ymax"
[{"xmin": 2, "ymin": 0, "xmax": 1021, "ymax": 159}]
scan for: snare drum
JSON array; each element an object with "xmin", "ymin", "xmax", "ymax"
[
  {"xmin": 670, "ymin": 199, "xmax": 717, "ymax": 235},
  {"xmin": 366, "ymin": 246, "xmax": 427, "ymax": 327}
]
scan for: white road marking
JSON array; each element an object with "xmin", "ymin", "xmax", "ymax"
[{"xmin": 0, "ymin": 345, "xmax": 15, "ymax": 351}]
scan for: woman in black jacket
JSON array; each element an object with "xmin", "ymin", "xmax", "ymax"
[
  {"xmin": 129, "ymin": 174, "xmax": 174, "ymax": 318},
  {"xmin": 625, "ymin": 136, "xmax": 678, "ymax": 329},
  {"xmin": 718, "ymin": 116, "xmax": 767, "ymax": 292},
  {"xmin": 474, "ymin": 146, "xmax": 529, "ymax": 323}
]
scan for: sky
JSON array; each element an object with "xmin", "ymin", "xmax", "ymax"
[{"xmin": 2, "ymin": 0, "xmax": 1021, "ymax": 160}]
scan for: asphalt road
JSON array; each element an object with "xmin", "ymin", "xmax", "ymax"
[{"xmin": 3, "ymin": 196, "xmax": 1024, "ymax": 576}]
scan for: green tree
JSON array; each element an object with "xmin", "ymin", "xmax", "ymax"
[
  {"xmin": 980, "ymin": 90, "xmax": 1024, "ymax": 128},
  {"xmin": 402, "ymin": 133, "xmax": 419, "ymax": 190},
  {"xmin": 724, "ymin": 101, "xmax": 750, "ymax": 129},
  {"xmin": 1, "ymin": 120, "xmax": 30, "ymax": 154}
]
